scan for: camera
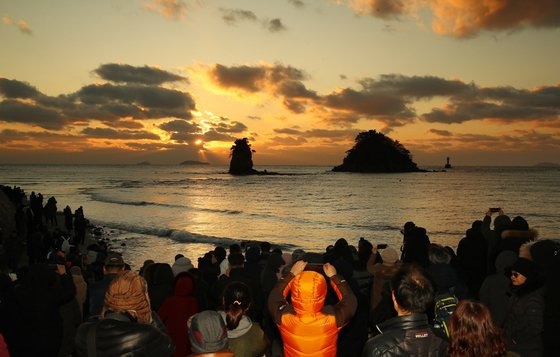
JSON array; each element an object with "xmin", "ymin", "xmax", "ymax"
[
  {"xmin": 489, "ymin": 208, "xmax": 501, "ymax": 212},
  {"xmin": 377, "ymin": 244, "xmax": 388, "ymax": 249}
]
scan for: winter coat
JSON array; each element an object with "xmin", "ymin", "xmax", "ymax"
[
  {"xmin": 71, "ymin": 270, "xmax": 87, "ymax": 316},
  {"xmin": 146, "ymin": 263, "xmax": 175, "ymax": 312},
  {"xmin": 12, "ymin": 264, "xmax": 76, "ymax": 357},
  {"xmin": 75, "ymin": 311, "xmax": 174, "ymax": 357},
  {"xmin": 367, "ymin": 256, "xmax": 402, "ymax": 311},
  {"xmin": 88, "ymin": 273, "xmax": 118, "ymax": 319},
  {"xmin": 499, "ymin": 229, "xmax": 538, "ymax": 255},
  {"xmin": 427, "ymin": 263, "xmax": 469, "ymax": 300},
  {"xmin": 479, "ymin": 250, "xmax": 518, "ymax": 326},
  {"xmin": 502, "ymin": 286, "xmax": 545, "ymax": 357},
  {"xmin": 482, "ymin": 214, "xmax": 511, "ymax": 273},
  {"xmin": 361, "ymin": 314, "xmax": 447, "ymax": 357},
  {"xmin": 0, "ymin": 334, "xmax": 9, "ymax": 357},
  {"xmin": 218, "ymin": 311, "xmax": 267, "ymax": 357},
  {"xmin": 268, "ymin": 271, "xmax": 357, "ymax": 357},
  {"xmin": 58, "ymin": 298, "xmax": 82, "ymax": 357},
  {"xmin": 457, "ymin": 227, "xmax": 487, "ymax": 297},
  {"xmin": 158, "ymin": 273, "xmax": 199, "ymax": 357}
]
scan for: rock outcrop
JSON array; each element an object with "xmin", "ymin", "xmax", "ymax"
[
  {"xmin": 229, "ymin": 138, "xmax": 259, "ymax": 175},
  {"xmin": 332, "ymin": 130, "xmax": 422, "ymax": 173}
]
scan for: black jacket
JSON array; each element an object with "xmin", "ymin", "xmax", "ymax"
[
  {"xmin": 75, "ymin": 312, "xmax": 174, "ymax": 357},
  {"xmin": 362, "ymin": 314, "xmax": 446, "ymax": 357},
  {"xmin": 502, "ymin": 286, "xmax": 544, "ymax": 357}
]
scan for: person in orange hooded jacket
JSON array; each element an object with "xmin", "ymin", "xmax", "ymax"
[{"xmin": 268, "ymin": 260, "xmax": 357, "ymax": 357}]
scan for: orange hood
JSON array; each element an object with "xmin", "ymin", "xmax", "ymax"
[{"xmin": 289, "ymin": 271, "xmax": 327, "ymax": 314}]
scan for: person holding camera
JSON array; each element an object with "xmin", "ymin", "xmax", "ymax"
[{"xmin": 267, "ymin": 260, "xmax": 357, "ymax": 357}]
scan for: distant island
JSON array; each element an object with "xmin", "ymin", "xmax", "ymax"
[
  {"xmin": 332, "ymin": 130, "xmax": 423, "ymax": 173},
  {"xmin": 180, "ymin": 160, "xmax": 210, "ymax": 166},
  {"xmin": 534, "ymin": 162, "xmax": 560, "ymax": 167},
  {"xmin": 136, "ymin": 161, "xmax": 151, "ymax": 165}
]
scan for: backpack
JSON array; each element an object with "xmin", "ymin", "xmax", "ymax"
[{"xmin": 433, "ymin": 287, "xmax": 458, "ymax": 339}]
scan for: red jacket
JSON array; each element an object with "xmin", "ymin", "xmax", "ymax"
[
  {"xmin": 268, "ymin": 271, "xmax": 357, "ymax": 357},
  {"xmin": 158, "ymin": 273, "xmax": 199, "ymax": 357}
]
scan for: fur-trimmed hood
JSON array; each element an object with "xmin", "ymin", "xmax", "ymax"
[{"xmin": 501, "ymin": 228, "xmax": 538, "ymax": 240}]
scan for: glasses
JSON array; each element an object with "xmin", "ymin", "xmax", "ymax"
[{"xmin": 511, "ymin": 271, "xmax": 521, "ymax": 278}]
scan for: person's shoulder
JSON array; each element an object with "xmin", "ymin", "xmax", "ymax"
[{"xmin": 362, "ymin": 333, "xmax": 401, "ymax": 356}]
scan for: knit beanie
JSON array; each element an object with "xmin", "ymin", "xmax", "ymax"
[
  {"xmin": 103, "ymin": 270, "xmax": 152, "ymax": 324},
  {"xmin": 189, "ymin": 310, "xmax": 229, "ymax": 353},
  {"xmin": 511, "ymin": 258, "xmax": 538, "ymax": 281},
  {"xmin": 381, "ymin": 247, "xmax": 399, "ymax": 265}
]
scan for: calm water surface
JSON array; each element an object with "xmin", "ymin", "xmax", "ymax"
[{"xmin": 1, "ymin": 164, "xmax": 559, "ymax": 268}]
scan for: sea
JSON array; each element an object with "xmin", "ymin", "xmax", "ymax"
[{"xmin": 1, "ymin": 164, "xmax": 559, "ymax": 269}]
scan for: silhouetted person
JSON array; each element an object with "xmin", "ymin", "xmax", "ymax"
[
  {"xmin": 44, "ymin": 196, "xmax": 58, "ymax": 226},
  {"xmin": 456, "ymin": 220, "xmax": 487, "ymax": 297},
  {"xmin": 88, "ymin": 252, "xmax": 125, "ymax": 319},
  {"xmin": 73, "ymin": 207, "xmax": 86, "ymax": 246},
  {"xmin": 63, "ymin": 205, "xmax": 73, "ymax": 232},
  {"xmin": 12, "ymin": 262, "xmax": 75, "ymax": 356}
]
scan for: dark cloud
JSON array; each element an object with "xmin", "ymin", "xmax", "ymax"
[
  {"xmin": 283, "ymin": 99, "xmax": 306, "ymax": 113},
  {"xmin": 0, "ymin": 78, "xmax": 41, "ymax": 99},
  {"xmin": 429, "ymin": 128, "xmax": 453, "ymax": 136},
  {"xmin": 94, "ymin": 63, "xmax": 186, "ymax": 85},
  {"xmin": 288, "ymin": 0, "xmax": 305, "ymax": 8},
  {"xmin": 356, "ymin": 0, "xmax": 406, "ymax": 19},
  {"xmin": 0, "ymin": 100, "xmax": 66, "ymax": 130},
  {"xmin": 213, "ymin": 121, "xmax": 247, "ymax": 133},
  {"xmin": 211, "ymin": 64, "xmax": 266, "ymax": 92},
  {"xmin": 74, "ymin": 83, "xmax": 196, "ymax": 119},
  {"xmin": 321, "ymin": 87, "xmax": 415, "ymax": 125},
  {"xmin": 208, "ymin": 63, "xmax": 316, "ymax": 113},
  {"xmin": 359, "ymin": 75, "xmax": 471, "ymax": 99},
  {"xmin": 272, "ymin": 127, "xmax": 357, "ymax": 140},
  {"xmin": 274, "ymin": 128, "xmax": 302, "ymax": 135},
  {"xmin": 267, "ymin": 18, "xmax": 287, "ymax": 32},
  {"xmin": 103, "ymin": 119, "xmax": 145, "ymax": 129},
  {"xmin": 125, "ymin": 142, "xmax": 177, "ymax": 151},
  {"xmin": 81, "ymin": 127, "xmax": 160, "ymax": 140},
  {"xmin": 169, "ymin": 131, "xmax": 198, "ymax": 143},
  {"xmin": 220, "ymin": 8, "xmax": 258, "ymax": 25},
  {"xmin": 422, "ymin": 83, "xmax": 560, "ymax": 124},
  {"xmin": 351, "ymin": 0, "xmax": 560, "ymax": 38},
  {"xmin": 159, "ymin": 119, "xmax": 199, "ymax": 133},
  {"xmin": 202, "ymin": 130, "xmax": 236, "ymax": 142},
  {"xmin": 209, "ymin": 63, "xmax": 560, "ymax": 128},
  {"xmin": 247, "ymin": 115, "xmax": 261, "ymax": 120},
  {"xmin": 268, "ymin": 136, "xmax": 308, "ymax": 146}
]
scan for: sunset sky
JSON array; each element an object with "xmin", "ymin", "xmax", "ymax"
[{"xmin": 1, "ymin": 0, "xmax": 559, "ymax": 166}]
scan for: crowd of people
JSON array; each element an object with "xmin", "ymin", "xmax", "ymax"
[{"xmin": 0, "ymin": 184, "xmax": 559, "ymax": 357}]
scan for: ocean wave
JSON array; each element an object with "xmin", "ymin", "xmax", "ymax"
[
  {"xmin": 89, "ymin": 219, "xmax": 295, "ymax": 250},
  {"xmin": 82, "ymin": 189, "xmax": 242, "ymax": 215}
]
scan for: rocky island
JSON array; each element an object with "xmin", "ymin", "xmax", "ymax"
[
  {"xmin": 228, "ymin": 138, "xmax": 260, "ymax": 175},
  {"xmin": 180, "ymin": 160, "xmax": 210, "ymax": 166},
  {"xmin": 332, "ymin": 130, "xmax": 423, "ymax": 173}
]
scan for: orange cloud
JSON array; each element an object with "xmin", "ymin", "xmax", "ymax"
[
  {"xmin": 143, "ymin": 0, "xmax": 187, "ymax": 20},
  {"xmin": 348, "ymin": 0, "xmax": 560, "ymax": 37}
]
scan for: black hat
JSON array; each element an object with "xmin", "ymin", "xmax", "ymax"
[{"xmin": 511, "ymin": 258, "xmax": 537, "ymax": 280}]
